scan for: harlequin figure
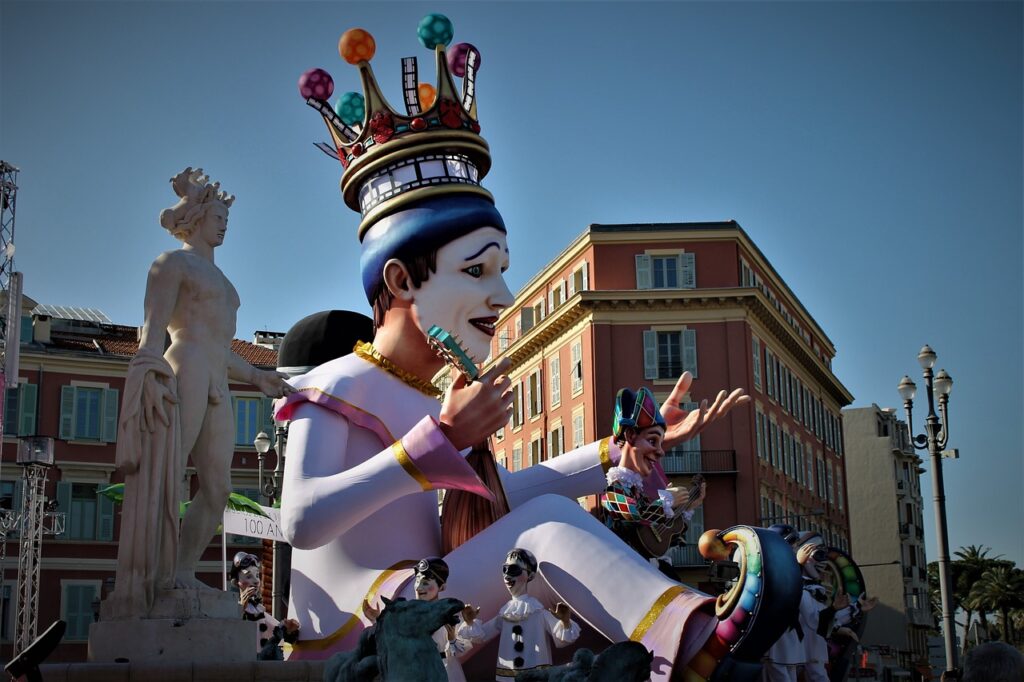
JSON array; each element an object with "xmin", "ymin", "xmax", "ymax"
[
  {"xmin": 227, "ymin": 551, "xmax": 300, "ymax": 660},
  {"xmin": 459, "ymin": 548, "xmax": 580, "ymax": 680},
  {"xmin": 600, "ymin": 388, "xmax": 706, "ymax": 572},
  {"xmin": 282, "ymin": 14, "xmax": 749, "ymax": 681}
]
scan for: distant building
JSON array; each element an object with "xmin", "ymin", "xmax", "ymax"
[
  {"xmin": 487, "ymin": 221, "xmax": 853, "ymax": 580},
  {"xmin": 0, "ymin": 297, "xmax": 278, "ymax": 663},
  {"xmin": 844, "ymin": 404, "xmax": 932, "ymax": 678}
]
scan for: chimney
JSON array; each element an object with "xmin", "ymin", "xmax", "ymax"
[{"xmin": 32, "ymin": 314, "xmax": 51, "ymax": 344}]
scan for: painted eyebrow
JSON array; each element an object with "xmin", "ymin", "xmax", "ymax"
[{"xmin": 463, "ymin": 242, "xmax": 502, "ymax": 261}]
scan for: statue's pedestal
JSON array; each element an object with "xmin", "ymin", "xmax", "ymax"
[{"xmin": 89, "ymin": 588, "xmax": 255, "ymax": 664}]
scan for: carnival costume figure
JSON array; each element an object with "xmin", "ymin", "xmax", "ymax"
[
  {"xmin": 282, "ymin": 15, "xmax": 750, "ymax": 681},
  {"xmin": 601, "ymin": 388, "xmax": 706, "ymax": 572},
  {"xmin": 228, "ymin": 551, "xmax": 300, "ymax": 660},
  {"xmin": 458, "ymin": 548, "xmax": 580, "ymax": 680},
  {"xmin": 364, "ymin": 557, "xmax": 476, "ymax": 682}
]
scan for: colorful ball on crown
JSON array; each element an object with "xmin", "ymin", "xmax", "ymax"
[
  {"xmin": 334, "ymin": 92, "xmax": 365, "ymax": 126},
  {"xmin": 339, "ymin": 28, "xmax": 376, "ymax": 64},
  {"xmin": 417, "ymin": 83, "xmax": 437, "ymax": 110},
  {"xmin": 298, "ymin": 69, "xmax": 334, "ymax": 100},
  {"xmin": 447, "ymin": 42, "xmax": 479, "ymax": 78},
  {"xmin": 417, "ymin": 13, "xmax": 453, "ymax": 49}
]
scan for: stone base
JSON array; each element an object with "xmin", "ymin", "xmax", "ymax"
[
  {"xmin": 100, "ymin": 587, "xmax": 240, "ymax": 621},
  {"xmin": 88, "ymin": 617, "xmax": 255, "ymax": 664}
]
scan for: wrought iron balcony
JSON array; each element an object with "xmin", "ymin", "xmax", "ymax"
[{"xmin": 661, "ymin": 449, "xmax": 737, "ymax": 475}]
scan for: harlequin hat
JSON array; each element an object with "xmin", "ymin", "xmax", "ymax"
[
  {"xmin": 612, "ymin": 387, "xmax": 667, "ymax": 440},
  {"xmin": 414, "ymin": 556, "xmax": 450, "ymax": 586},
  {"xmin": 298, "ymin": 13, "xmax": 506, "ymax": 302}
]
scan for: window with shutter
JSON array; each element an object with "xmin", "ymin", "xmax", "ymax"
[
  {"xmin": 3, "ymin": 386, "xmax": 18, "ymax": 437},
  {"xmin": 652, "ymin": 256, "xmax": 678, "ymax": 289},
  {"xmin": 571, "ymin": 341, "xmax": 583, "ymax": 394},
  {"xmin": 681, "ymin": 252, "xmax": 696, "ymax": 289},
  {"xmin": 751, "ymin": 337, "xmax": 762, "ymax": 391},
  {"xmin": 549, "ymin": 356, "xmax": 560, "ymax": 407},
  {"xmin": 572, "ymin": 413, "xmax": 584, "ymax": 449},
  {"xmin": 635, "ymin": 255, "xmax": 652, "ymax": 289},
  {"xmin": 520, "ymin": 306, "xmax": 534, "ymax": 333},
  {"xmin": 62, "ymin": 582, "xmax": 100, "ymax": 641},
  {"xmin": 233, "ymin": 396, "xmax": 261, "ymax": 446},
  {"xmin": 682, "ymin": 329, "xmax": 698, "ymax": 377}
]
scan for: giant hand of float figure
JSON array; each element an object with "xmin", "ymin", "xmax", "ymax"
[
  {"xmin": 111, "ymin": 168, "xmax": 294, "ymax": 619},
  {"xmin": 660, "ymin": 371, "xmax": 750, "ymax": 450}
]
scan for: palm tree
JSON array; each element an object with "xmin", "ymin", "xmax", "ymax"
[
  {"xmin": 953, "ymin": 545, "xmax": 1003, "ymax": 652},
  {"xmin": 971, "ymin": 565, "xmax": 1024, "ymax": 643}
]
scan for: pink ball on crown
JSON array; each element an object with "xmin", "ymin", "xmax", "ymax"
[
  {"xmin": 298, "ymin": 69, "xmax": 335, "ymax": 101},
  {"xmin": 447, "ymin": 42, "xmax": 479, "ymax": 78}
]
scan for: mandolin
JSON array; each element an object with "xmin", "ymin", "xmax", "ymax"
[{"xmin": 629, "ymin": 473, "xmax": 705, "ymax": 560}]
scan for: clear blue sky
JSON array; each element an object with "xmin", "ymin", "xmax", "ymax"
[{"xmin": 1, "ymin": 2, "xmax": 1021, "ymax": 566}]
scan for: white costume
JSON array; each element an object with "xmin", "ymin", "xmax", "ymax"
[
  {"xmin": 434, "ymin": 620, "xmax": 472, "ymax": 682},
  {"xmin": 460, "ymin": 594, "xmax": 580, "ymax": 680},
  {"xmin": 763, "ymin": 579, "xmax": 849, "ymax": 682},
  {"xmin": 276, "ymin": 353, "xmax": 715, "ymax": 680}
]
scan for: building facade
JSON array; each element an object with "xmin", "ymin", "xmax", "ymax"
[
  {"xmin": 487, "ymin": 222, "xmax": 854, "ymax": 578},
  {"xmin": 844, "ymin": 404, "xmax": 933, "ymax": 678},
  {"xmin": 0, "ymin": 300, "xmax": 279, "ymax": 663}
]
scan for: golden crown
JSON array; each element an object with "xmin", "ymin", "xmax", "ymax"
[{"xmin": 299, "ymin": 13, "xmax": 493, "ymax": 238}]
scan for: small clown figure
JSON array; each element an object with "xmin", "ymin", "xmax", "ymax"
[
  {"xmin": 228, "ymin": 551, "xmax": 300, "ymax": 660},
  {"xmin": 364, "ymin": 556, "xmax": 477, "ymax": 682},
  {"xmin": 460, "ymin": 548, "xmax": 581, "ymax": 681}
]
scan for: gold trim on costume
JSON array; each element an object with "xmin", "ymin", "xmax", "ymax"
[
  {"xmin": 599, "ymin": 436, "xmax": 615, "ymax": 473},
  {"xmin": 392, "ymin": 441, "xmax": 432, "ymax": 491},
  {"xmin": 354, "ymin": 341, "xmax": 442, "ymax": 398},
  {"xmin": 290, "ymin": 560, "xmax": 418, "ymax": 652},
  {"xmin": 496, "ymin": 664, "xmax": 550, "ymax": 678},
  {"xmin": 630, "ymin": 585, "xmax": 686, "ymax": 642}
]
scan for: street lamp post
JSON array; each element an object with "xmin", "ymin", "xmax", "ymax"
[
  {"xmin": 898, "ymin": 344, "xmax": 955, "ymax": 674},
  {"xmin": 253, "ymin": 426, "xmax": 287, "ymax": 619}
]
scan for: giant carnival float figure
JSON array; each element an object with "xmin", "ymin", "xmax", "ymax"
[{"xmin": 282, "ymin": 13, "xmax": 801, "ymax": 681}]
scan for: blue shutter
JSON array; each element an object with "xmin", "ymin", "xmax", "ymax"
[
  {"xmin": 681, "ymin": 252, "xmax": 696, "ymax": 289},
  {"xmin": 11, "ymin": 479, "xmax": 23, "ymax": 537},
  {"xmin": 642, "ymin": 331, "xmax": 658, "ymax": 380},
  {"xmin": 635, "ymin": 255, "xmax": 652, "ymax": 289},
  {"xmin": 59, "ymin": 386, "xmax": 77, "ymax": 440},
  {"xmin": 97, "ymin": 486, "xmax": 114, "ymax": 541},
  {"xmin": 4, "ymin": 387, "xmax": 18, "ymax": 436},
  {"xmin": 683, "ymin": 329, "xmax": 698, "ymax": 377},
  {"xmin": 681, "ymin": 402, "xmax": 701, "ymax": 453},
  {"xmin": 101, "ymin": 388, "xmax": 119, "ymax": 443},
  {"xmin": 19, "ymin": 383, "xmax": 37, "ymax": 436},
  {"xmin": 55, "ymin": 481, "xmax": 71, "ymax": 538},
  {"xmin": 260, "ymin": 397, "xmax": 275, "ymax": 435}
]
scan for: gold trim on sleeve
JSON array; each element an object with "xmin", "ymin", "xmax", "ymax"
[
  {"xmin": 599, "ymin": 436, "xmax": 615, "ymax": 473},
  {"xmin": 392, "ymin": 440, "xmax": 432, "ymax": 491},
  {"xmin": 630, "ymin": 585, "xmax": 686, "ymax": 642}
]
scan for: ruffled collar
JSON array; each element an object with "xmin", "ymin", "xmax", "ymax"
[
  {"xmin": 498, "ymin": 594, "xmax": 544, "ymax": 622},
  {"xmin": 606, "ymin": 466, "xmax": 644, "ymax": 490}
]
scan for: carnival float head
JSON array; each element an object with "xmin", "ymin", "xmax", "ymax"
[
  {"xmin": 502, "ymin": 547, "xmax": 537, "ymax": 597},
  {"xmin": 612, "ymin": 387, "xmax": 668, "ymax": 478},
  {"xmin": 795, "ymin": 531, "xmax": 828, "ymax": 580},
  {"xmin": 413, "ymin": 556, "xmax": 450, "ymax": 601},
  {"xmin": 228, "ymin": 551, "xmax": 262, "ymax": 592},
  {"xmin": 299, "ymin": 13, "xmax": 510, "ymax": 359},
  {"xmin": 766, "ymin": 523, "xmax": 801, "ymax": 547}
]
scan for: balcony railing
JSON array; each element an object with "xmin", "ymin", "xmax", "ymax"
[
  {"xmin": 667, "ymin": 543, "xmax": 707, "ymax": 567},
  {"xmin": 896, "ymin": 479, "xmax": 907, "ymax": 495},
  {"xmin": 661, "ymin": 450, "xmax": 737, "ymax": 475},
  {"xmin": 899, "ymin": 522, "xmax": 911, "ymax": 537}
]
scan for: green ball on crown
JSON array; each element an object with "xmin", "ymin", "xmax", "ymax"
[{"xmin": 417, "ymin": 13, "xmax": 453, "ymax": 49}]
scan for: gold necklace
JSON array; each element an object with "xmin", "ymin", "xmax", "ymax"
[{"xmin": 353, "ymin": 341, "xmax": 442, "ymax": 399}]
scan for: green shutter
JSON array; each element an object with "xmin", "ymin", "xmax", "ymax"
[
  {"xmin": 18, "ymin": 383, "xmax": 37, "ymax": 436},
  {"xmin": 681, "ymin": 252, "xmax": 696, "ymax": 289},
  {"xmin": 683, "ymin": 329, "xmax": 698, "ymax": 378},
  {"xmin": 55, "ymin": 481, "xmax": 71, "ymax": 538},
  {"xmin": 96, "ymin": 486, "xmax": 114, "ymax": 541},
  {"xmin": 101, "ymin": 388, "xmax": 119, "ymax": 443},
  {"xmin": 59, "ymin": 386, "xmax": 77, "ymax": 440},
  {"xmin": 260, "ymin": 397, "xmax": 275, "ymax": 435},
  {"xmin": 4, "ymin": 386, "xmax": 18, "ymax": 437},
  {"xmin": 642, "ymin": 331, "xmax": 658, "ymax": 380}
]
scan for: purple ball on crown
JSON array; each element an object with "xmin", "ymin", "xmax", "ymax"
[
  {"xmin": 447, "ymin": 42, "xmax": 479, "ymax": 78},
  {"xmin": 298, "ymin": 68, "xmax": 335, "ymax": 101}
]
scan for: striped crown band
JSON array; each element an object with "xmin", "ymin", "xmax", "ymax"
[{"xmin": 298, "ymin": 13, "xmax": 494, "ymax": 238}]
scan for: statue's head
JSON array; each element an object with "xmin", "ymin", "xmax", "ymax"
[
  {"xmin": 159, "ymin": 167, "xmax": 235, "ymax": 243},
  {"xmin": 299, "ymin": 15, "xmax": 513, "ymax": 359}
]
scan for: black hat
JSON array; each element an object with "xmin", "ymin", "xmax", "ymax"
[
  {"xmin": 415, "ymin": 556, "xmax": 450, "ymax": 586},
  {"xmin": 277, "ymin": 310, "xmax": 375, "ymax": 376}
]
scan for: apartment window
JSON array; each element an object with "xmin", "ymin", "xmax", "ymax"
[
  {"xmin": 755, "ymin": 410, "xmax": 766, "ymax": 460},
  {"xmin": 568, "ymin": 262, "xmax": 589, "ymax": 295},
  {"xmin": 3, "ymin": 383, "xmax": 37, "ymax": 437},
  {"xmin": 62, "ymin": 581, "xmax": 101, "ymax": 641},
  {"xmin": 511, "ymin": 383, "xmax": 523, "ymax": 429},
  {"xmin": 0, "ymin": 584, "xmax": 10, "ymax": 641},
  {"xmin": 548, "ymin": 425, "xmax": 564, "ymax": 459},
  {"xmin": 232, "ymin": 396, "xmax": 275, "ymax": 447},
  {"xmin": 741, "ymin": 258, "xmax": 754, "ymax": 287},
  {"xmin": 532, "ymin": 300, "xmax": 545, "ymax": 323},
  {"xmin": 826, "ymin": 460, "xmax": 835, "ymax": 505},
  {"xmin": 836, "ymin": 470, "xmax": 844, "ymax": 511},
  {"xmin": 570, "ymin": 340, "xmax": 583, "ymax": 394},
  {"xmin": 572, "ymin": 413, "xmax": 584, "ymax": 449},
  {"xmin": 56, "ymin": 481, "xmax": 114, "ymax": 541},
  {"xmin": 760, "ymin": 495, "xmax": 771, "ymax": 523},
  {"xmin": 528, "ymin": 369, "xmax": 543, "ymax": 417},
  {"xmin": 764, "ymin": 349, "xmax": 776, "ymax": 400},
  {"xmin": 512, "ymin": 443, "xmax": 523, "ymax": 471},
  {"xmin": 530, "ymin": 436, "xmax": 543, "ymax": 466},
  {"xmin": 635, "ymin": 253, "xmax": 695, "ymax": 290},
  {"xmin": 643, "ymin": 329, "xmax": 697, "ymax": 380},
  {"xmin": 495, "ymin": 426, "xmax": 505, "ymax": 442},
  {"xmin": 768, "ymin": 421, "xmax": 778, "ymax": 469},
  {"xmin": 751, "ymin": 337, "xmax": 762, "ymax": 391},
  {"xmin": 549, "ymin": 356, "xmax": 561, "ymax": 407},
  {"xmin": 519, "ymin": 307, "xmax": 535, "ymax": 334},
  {"xmin": 59, "ymin": 385, "xmax": 119, "ymax": 442},
  {"xmin": 498, "ymin": 329, "xmax": 510, "ymax": 352},
  {"xmin": 780, "ymin": 365, "xmax": 790, "ymax": 412},
  {"xmin": 549, "ymin": 280, "xmax": 566, "ymax": 311}
]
